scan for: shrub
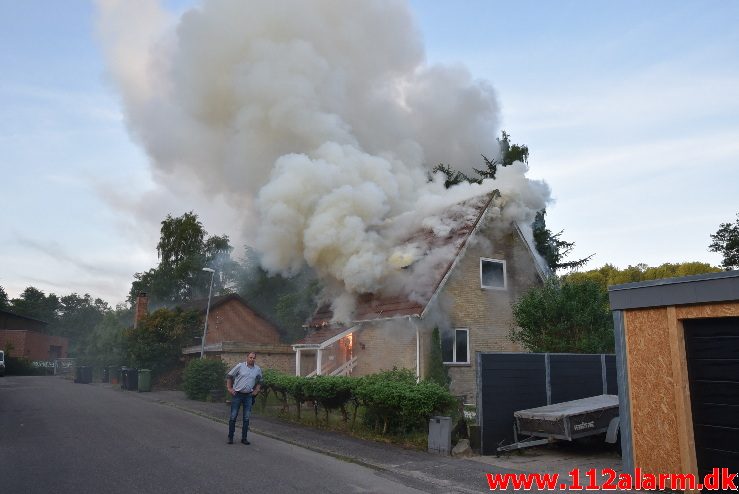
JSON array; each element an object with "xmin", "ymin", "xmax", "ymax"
[
  {"xmin": 5, "ymin": 357, "xmax": 45, "ymax": 376},
  {"xmin": 303, "ymin": 375, "xmax": 354, "ymax": 422},
  {"xmin": 354, "ymin": 369, "xmax": 456, "ymax": 434},
  {"xmin": 427, "ymin": 327, "xmax": 450, "ymax": 388},
  {"xmin": 183, "ymin": 358, "xmax": 227, "ymax": 401}
]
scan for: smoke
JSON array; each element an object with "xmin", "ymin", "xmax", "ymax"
[{"xmin": 96, "ymin": 0, "xmax": 550, "ymax": 318}]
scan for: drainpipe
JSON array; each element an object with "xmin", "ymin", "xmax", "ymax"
[
  {"xmin": 295, "ymin": 348, "xmax": 300, "ymax": 376},
  {"xmin": 410, "ymin": 316, "xmax": 420, "ymax": 381},
  {"xmin": 317, "ymin": 348, "xmax": 323, "ymax": 376}
]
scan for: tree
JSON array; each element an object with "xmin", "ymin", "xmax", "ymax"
[
  {"xmin": 426, "ymin": 327, "xmax": 450, "ymax": 388},
  {"xmin": 532, "ymin": 210, "xmax": 592, "ymax": 271},
  {"xmin": 709, "ymin": 212, "xmax": 739, "ymax": 270},
  {"xmin": 511, "ymin": 277, "xmax": 614, "ymax": 354},
  {"xmin": 237, "ymin": 246, "xmax": 319, "ymax": 342},
  {"xmin": 0, "ymin": 286, "xmax": 9, "ymax": 310},
  {"xmin": 123, "ymin": 308, "xmax": 200, "ymax": 375},
  {"xmin": 78, "ymin": 310, "xmax": 128, "ymax": 368},
  {"xmin": 431, "ymin": 131, "xmax": 589, "ymax": 272},
  {"xmin": 473, "ymin": 130, "xmax": 529, "ymax": 180},
  {"xmin": 129, "ymin": 212, "xmax": 235, "ymax": 307},
  {"xmin": 564, "ymin": 261, "xmax": 721, "ymax": 290},
  {"xmin": 10, "ymin": 287, "xmax": 60, "ymax": 329},
  {"xmin": 430, "ymin": 163, "xmax": 477, "ymax": 188},
  {"xmin": 55, "ymin": 294, "xmax": 111, "ymax": 357}
]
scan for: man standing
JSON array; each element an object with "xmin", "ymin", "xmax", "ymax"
[{"xmin": 226, "ymin": 352, "xmax": 262, "ymax": 445}]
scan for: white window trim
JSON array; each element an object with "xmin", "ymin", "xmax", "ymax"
[
  {"xmin": 443, "ymin": 328, "xmax": 470, "ymax": 365},
  {"xmin": 480, "ymin": 257, "xmax": 507, "ymax": 290}
]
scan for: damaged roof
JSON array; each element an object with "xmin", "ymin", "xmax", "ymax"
[{"xmin": 305, "ymin": 192, "xmax": 496, "ymax": 331}]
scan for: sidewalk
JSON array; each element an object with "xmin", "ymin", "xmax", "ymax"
[{"xmin": 107, "ymin": 384, "xmax": 622, "ymax": 493}]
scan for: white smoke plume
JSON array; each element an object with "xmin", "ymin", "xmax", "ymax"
[{"xmin": 96, "ymin": 0, "xmax": 550, "ymax": 318}]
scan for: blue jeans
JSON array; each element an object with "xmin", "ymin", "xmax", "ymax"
[{"xmin": 228, "ymin": 392, "xmax": 254, "ymax": 440}]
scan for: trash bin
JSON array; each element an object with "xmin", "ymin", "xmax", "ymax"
[
  {"xmin": 124, "ymin": 368, "xmax": 138, "ymax": 391},
  {"xmin": 109, "ymin": 365, "xmax": 119, "ymax": 385},
  {"xmin": 428, "ymin": 416, "xmax": 452, "ymax": 455},
  {"xmin": 74, "ymin": 366, "xmax": 92, "ymax": 384},
  {"xmin": 83, "ymin": 366, "xmax": 93, "ymax": 384},
  {"xmin": 102, "ymin": 367, "xmax": 109, "ymax": 383},
  {"xmin": 138, "ymin": 369, "xmax": 151, "ymax": 392}
]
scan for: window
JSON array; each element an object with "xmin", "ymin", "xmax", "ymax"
[
  {"xmin": 480, "ymin": 258, "xmax": 506, "ymax": 289},
  {"xmin": 442, "ymin": 328, "xmax": 469, "ymax": 364}
]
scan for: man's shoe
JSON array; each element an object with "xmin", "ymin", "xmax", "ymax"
[
  {"xmin": 227, "ymin": 438, "xmax": 233, "ymax": 444},
  {"xmin": 241, "ymin": 439, "xmax": 250, "ymax": 445}
]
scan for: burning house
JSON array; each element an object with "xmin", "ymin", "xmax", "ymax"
[{"xmin": 293, "ymin": 191, "xmax": 550, "ymax": 404}]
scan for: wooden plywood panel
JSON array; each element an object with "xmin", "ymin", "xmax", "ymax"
[
  {"xmin": 666, "ymin": 307, "xmax": 698, "ymax": 482},
  {"xmin": 675, "ymin": 301, "xmax": 739, "ymax": 320},
  {"xmin": 625, "ymin": 307, "xmax": 682, "ymax": 474}
]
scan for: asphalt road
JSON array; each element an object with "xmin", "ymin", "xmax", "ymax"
[{"xmin": 0, "ymin": 376, "xmax": 430, "ymax": 494}]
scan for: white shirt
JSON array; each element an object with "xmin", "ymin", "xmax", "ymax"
[{"xmin": 227, "ymin": 362, "xmax": 262, "ymax": 393}]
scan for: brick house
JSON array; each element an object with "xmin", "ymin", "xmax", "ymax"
[
  {"xmin": 292, "ymin": 192, "xmax": 549, "ymax": 404},
  {"xmin": 170, "ymin": 293, "xmax": 295, "ymax": 374},
  {"xmin": 0, "ymin": 309, "xmax": 69, "ymax": 361}
]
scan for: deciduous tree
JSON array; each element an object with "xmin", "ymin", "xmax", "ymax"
[
  {"xmin": 123, "ymin": 308, "xmax": 200, "ymax": 375},
  {"xmin": 709, "ymin": 212, "xmax": 739, "ymax": 270},
  {"xmin": 511, "ymin": 277, "xmax": 614, "ymax": 354},
  {"xmin": 129, "ymin": 212, "xmax": 235, "ymax": 306}
]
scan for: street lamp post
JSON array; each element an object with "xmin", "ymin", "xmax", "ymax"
[{"xmin": 200, "ymin": 268, "xmax": 215, "ymax": 359}]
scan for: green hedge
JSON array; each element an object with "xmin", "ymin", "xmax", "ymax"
[
  {"xmin": 261, "ymin": 368, "xmax": 455, "ymax": 433},
  {"xmin": 183, "ymin": 358, "xmax": 227, "ymax": 401},
  {"xmin": 5, "ymin": 357, "xmax": 46, "ymax": 376}
]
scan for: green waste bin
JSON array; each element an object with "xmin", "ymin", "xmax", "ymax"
[
  {"xmin": 138, "ymin": 369, "xmax": 151, "ymax": 392},
  {"xmin": 108, "ymin": 365, "xmax": 119, "ymax": 385}
]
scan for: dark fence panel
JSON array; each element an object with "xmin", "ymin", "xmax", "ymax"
[
  {"xmin": 605, "ymin": 355, "xmax": 618, "ymax": 395},
  {"xmin": 549, "ymin": 354, "xmax": 603, "ymax": 403},
  {"xmin": 479, "ymin": 353, "xmax": 546, "ymax": 455},
  {"xmin": 478, "ymin": 352, "xmax": 617, "ymax": 455}
]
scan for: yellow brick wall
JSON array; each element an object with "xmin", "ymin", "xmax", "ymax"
[
  {"xmin": 353, "ymin": 322, "xmax": 419, "ymax": 376},
  {"xmin": 222, "ymin": 350, "xmax": 294, "ymax": 375},
  {"xmin": 442, "ymin": 224, "xmax": 542, "ymax": 403}
]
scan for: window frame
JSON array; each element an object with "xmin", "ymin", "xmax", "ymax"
[
  {"xmin": 480, "ymin": 257, "xmax": 507, "ymax": 290},
  {"xmin": 442, "ymin": 328, "xmax": 470, "ymax": 365}
]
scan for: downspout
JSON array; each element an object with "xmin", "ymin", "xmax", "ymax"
[{"xmin": 410, "ymin": 316, "xmax": 420, "ymax": 381}]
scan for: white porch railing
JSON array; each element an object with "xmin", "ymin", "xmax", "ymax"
[
  {"xmin": 305, "ymin": 356, "xmax": 358, "ymax": 377},
  {"xmin": 306, "ymin": 361, "xmax": 333, "ymax": 378},
  {"xmin": 329, "ymin": 356, "xmax": 358, "ymax": 376}
]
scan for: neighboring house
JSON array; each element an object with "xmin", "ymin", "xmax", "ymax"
[
  {"xmin": 293, "ymin": 192, "xmax": 549, "ymax": 404},
  {"xmin": 153, "ymin": 293, "xmax": 296, "ymax": 373},
  {"xmin": 0, "ymin": 309, "xmax": 69, "ymax": 361}
]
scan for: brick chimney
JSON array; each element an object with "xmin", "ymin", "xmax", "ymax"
[{"xmin": 134, "ymin": 292, "xmax": 149, "ymax": 328}]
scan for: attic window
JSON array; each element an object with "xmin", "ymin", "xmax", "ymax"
[{"xmin": 480, "ymin": 258, "xmax": 506, "ymax": 290}]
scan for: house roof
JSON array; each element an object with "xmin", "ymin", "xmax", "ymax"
[
  {"xmin": 293, "ymin": 325, "xmax": 354, "ymax": 348},
  {"xmin": 307, "ymin": 192, "xmax": 497, "ymax": 329},
  {"xmin": 177, "ymin": 293, "xmax": 275, "ymax": 325},
  {"xmin": 0, "ymin": 309, "xmax": 49, "ymax": 325}
]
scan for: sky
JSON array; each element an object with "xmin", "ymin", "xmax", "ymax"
[{"xmin": 1, "ymin": 0, "xmax": 737, "ymax": 307}]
